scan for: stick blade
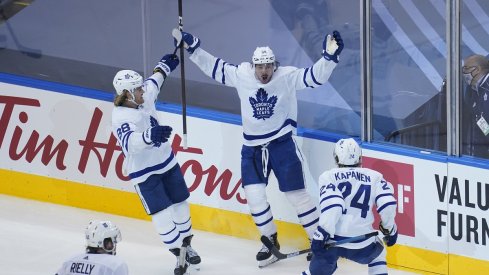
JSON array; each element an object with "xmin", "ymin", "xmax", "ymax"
[{"xmin": 260, "ymin": 236, "xmax": 286, "ymax": 260}]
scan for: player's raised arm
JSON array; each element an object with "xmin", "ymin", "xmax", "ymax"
[
  {"xmin": 172, "ymin": 30, "xmax": 239, "ymax": 87},
  {"xmin": 289, "ymin": 30, "xmax": 344, "ymax": 90}
]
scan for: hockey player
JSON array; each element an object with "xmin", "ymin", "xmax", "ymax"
[
  {"xmin": 172, "ymin": 29, "xmax": 344, "ymax": 267},
  {"xmin": 55, "ymin": 220, "xmax": 128, "ymax": 275},
  {"xmin": 111, "ymin": 53, "xmax": 200, "ymax": 275},
  {"xmin": 302, "ymin": 138, "xmax": 398, "ymax": 275}
]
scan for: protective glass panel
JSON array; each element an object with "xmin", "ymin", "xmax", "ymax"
[
  {"xmin": 371, "ymin": 0, "xmax": 447, "ymax": 152},
  {"xmin": 460, "ymin": 0, "xmax": 489, "ymax": 159},
  {"xmin": 151, "ymin": 0, "xmax": 362, "ymax": 135},
  {"xmin": 0, "ymin": 0, "xmax": 363, "ymax": 135}
]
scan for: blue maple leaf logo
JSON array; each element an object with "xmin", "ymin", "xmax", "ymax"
[
  {"xmin": 249, "ymin": 88, "xmax": 277, "ymax": 120},
  {"xmin": 149, "ymin": 116, "xmax": 161, "ymax": 147}
]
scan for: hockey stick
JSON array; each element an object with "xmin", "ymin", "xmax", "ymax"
[
  {"xmin": 260, "ymin": 231, "xmax": 379, "ymax": 261},
  {"xmin": 177, "ymin": 0, "xmax": 188, "ymax": 149}
]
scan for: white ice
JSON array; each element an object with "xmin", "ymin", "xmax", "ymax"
[{"xmin": 0, "ymin": 195, "xmax": 419, "ymax": 275}]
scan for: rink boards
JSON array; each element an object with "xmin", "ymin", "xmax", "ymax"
[{"xmin": 0, "ymin": 75, "xmax": 488, "ymax": 275}]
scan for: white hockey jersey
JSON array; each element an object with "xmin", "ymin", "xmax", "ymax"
[
  {"xmin": 55, "ymin": 253, "xmax": 128, "ymax": 275},
  {"xmin": 318, "ymin": 167, "xmax": 397, "ymax": 249},
  {"xmin": 111, "ymin": 73, "xmax": 177, "ymax": 185},
  {"xmin": 189, "ymin": 47, "xmax": 337, "ymax": 146}
]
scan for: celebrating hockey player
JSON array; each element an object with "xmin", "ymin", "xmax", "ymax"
[
  {"xmin": 172, "ymin": 29, "xmax": 344, "ymax": 267},
  {"xmin": 55, "ymin": 220, "xmax": 128, "ymax": 275},
  {"xmin": 111, "ymin": 54, "xmax": 200, "ymax": 275},
  {"xmin": 302, "ymin": 138, "xmax": 398, "ymax": 275}
]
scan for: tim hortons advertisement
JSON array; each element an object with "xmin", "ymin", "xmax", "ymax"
[{"xmin": 0, "ymin": 83, "xmax": 335, "ymax": 223}]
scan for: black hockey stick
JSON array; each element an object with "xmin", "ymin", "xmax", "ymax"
[
  {"xmin": 260, "ymin": 231, "xmax": 379, "ymax": 261},
  {"xmin": 177, "ymin": 0, "xmax": 188, "ymax": 149}
]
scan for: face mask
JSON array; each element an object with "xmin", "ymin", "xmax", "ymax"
[{"xmin": 463, "ymin": 72, "xmax": 474, "ymax": 87}]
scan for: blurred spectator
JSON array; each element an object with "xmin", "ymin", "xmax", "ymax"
[{"xmin": 462, "ymin": 54, "xmax": 489, "ymax": 158}]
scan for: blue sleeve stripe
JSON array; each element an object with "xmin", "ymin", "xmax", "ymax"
[
  {"xmin": 303, "ymin": 68, "xmax": 311, "ymax": 88},
  {"xmin": 122, "ymin": 131, "xmax": 133, "ymax": 151},
  {"xmin": 321, "ymin": 204, "xmax": 343, "ymax": 213},
  {"xmin": 310, "ymin": 65, "xmax": 321, "ymax": 86},
  {"xmin": 377, "ymin": 201, "xmax": 397, "ymax": 213},
  {"xmin": 298, "ymin": 206, "xmax": 317, "ymax": 218},
  {"xmin": 375, "ymin": 193, "xmax": 395, "ymax": 205},
  {"xmin": 147, "ymin": 78, "xmax": 158, "ymax": 88},
  {"xmin": 251, "ymin": 205, "xmax": 271, "ymax": 217},
  {"xmin": 320, "ymin": 194, "xmax": 343, "ymax": 205},
  {"xmin": 212, "ymin": 58, "xmax": 222, "ymax": 80},
  {"xmin": 221, "ymin": 62, "xmax": 227, "ymax": 84}
]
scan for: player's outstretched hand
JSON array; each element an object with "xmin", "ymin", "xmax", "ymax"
[
  {"xmin": 379, "ymin": 222, "xmax": 398, "ymax": 247},
  {"xmin": 311, "ymin": 226, "xmax": 330, "ymax": 256},
  {"xmin": 173, "ymin": 31, "xmax": 200, "ymax": 54},
  {"xmin": 322, "ymin": 30, "xmax": 344, "ymax": 63},
  {"xmin": 154, "ymin": 54, "xmax": 179, "ymax": 76}
]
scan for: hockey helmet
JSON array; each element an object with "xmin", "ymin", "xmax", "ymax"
[
  {"xmin": 113, "ymin": 70, "xmax": 143, "ymax": 95},
  {"xmin": 85, "ymin": 220, "xmax": 121, "ymax": 254},
  {"xmin": 334, "ymin": 138, "xmax": 361, "ymax": 166},
  {"xmin": 252, "ymin": 46, "xmax": 275, "ymax": 64}
]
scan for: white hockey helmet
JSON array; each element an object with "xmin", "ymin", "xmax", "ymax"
[
  {"xmin": 85, "ymin": 220, "xmax": 121, "ymax": 254},
  {"xmin": 334, "ymin": 138, "xmax": 362, "ymax": 166},
  {"xmin": 252, "ymin": 46, "xmax": 275, "ymax": 64},
  {"xmin": 113, "ymin": 69, "xmax": 143, "ymax": 95}
]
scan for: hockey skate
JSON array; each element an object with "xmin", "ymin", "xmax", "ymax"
[
  {"xmin": 182, "ymin": 235, "xmax": 201, "ymax": 270},
  {"xmin": 169, "ymin": 247, "xmax": 189, "ymax": 275},
  {"xmin": 257, "ymin": 233, "xmax": 280, "ymax": 268}
]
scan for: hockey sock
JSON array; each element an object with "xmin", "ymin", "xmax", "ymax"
[
  {"xmin": 284, "ymin": 189, "xmax": 319, "ymax": 239},
  {"xmin": 244, "ymin": 184, "xmax": 277, "ymax": 236}
]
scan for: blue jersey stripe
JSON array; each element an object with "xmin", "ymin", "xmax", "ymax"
[
  {"xmin": 243, "ymin": 119, "xmax": 297, "ymax": 141},
  {"xmin": 129, "ymin": 153, "xmax": 174, "ymax": 179}
]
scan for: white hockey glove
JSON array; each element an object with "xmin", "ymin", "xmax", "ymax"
[{"xmin": 322, "ymin": 30, "xmax": 344, "ymax": 63}]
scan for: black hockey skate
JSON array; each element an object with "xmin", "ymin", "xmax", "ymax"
[
  {"xmin": 169, "ymin": 247, "xmax": 189, "ymax": 275},
  {"xmin": 182, "ymin": 235, "xmax": 201, "ymax": 266},
  {"xmin": 257, "ymin": 233, "xmax": 280, "ymax": 268}
]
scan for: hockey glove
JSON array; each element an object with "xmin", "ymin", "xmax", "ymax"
[
  {"xmin": 379, "ymin": 222, "xmax": 398, "ymax": 247},
  {"xmin": 143, "ymin": 125, "xmax": 172, "ymax": 145},
  {"xmin": 311, "ymin": 226, "xmax": 330, "ymax": 257},
  {"xmin": 322, "ymin": 30, "xmax": 344, "ymax": 63},
  {"xmin": 173, "ymin": 31, "xmax": 200, "ymax": 54},
  {"xmin": 154, "ymin": 54, "xmax": 179, "ymax": 76}
]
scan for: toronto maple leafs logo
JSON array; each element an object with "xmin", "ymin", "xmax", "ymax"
[
  {"xmin": 149, "ymin": 116, "xmax": 161, "ymax": 147},
  {"xmin": 249, "ymin": 88, "xmax": 277, "ymax": 120}
]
